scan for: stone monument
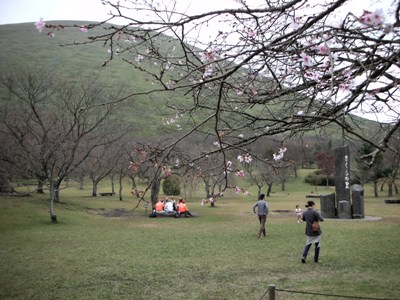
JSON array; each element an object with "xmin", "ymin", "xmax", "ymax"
[
  {"xmin": 351, "ymin": 184, "xmax": 365, "ymax": 218},
  {"xmin": 320, "ymin": 193, "xmax": 336, "ymax": 218},
  {"xmin": 319, "ymin": 144, "xmax": 364, "ymax": 219},
  {"xmin": 335, "ymin": 145, "xmax": 351, "ymax": 218}
]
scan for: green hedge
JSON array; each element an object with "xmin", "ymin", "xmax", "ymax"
[
  {"xmin": 304, "ymin": 170, "xmax": 335, "ymax": 186},
  {"xmin": 162, "ymin": 175, "xmax": 181, "ymax": 195}
]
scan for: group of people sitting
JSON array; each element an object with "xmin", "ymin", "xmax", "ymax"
[{"xmin": 152, "ymin": 197, "xmax": 193, "ymax": 217}]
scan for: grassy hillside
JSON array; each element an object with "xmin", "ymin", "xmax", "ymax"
[
  {"xmin": 0, "ymin": 21, "xmax": 187, "ymax": 136},
  {"xmin": 0, "ymin": 21, "xmax": 383, "ymax": 140},
  {"xmin": 0, "ymin": 21, "xmax": 138, "ymax": 83}
]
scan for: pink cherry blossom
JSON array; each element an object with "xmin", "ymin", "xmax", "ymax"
[
  {"xmin": 203, "ymin": 65, "xmax": 214, "ymax": 78},
  {"xmin": 247, "ymin": 28, "xmax": 257, "ymax": 37},
  {"xmin": 200, "ymin": 50, "xmax": 216, "ymax": 62},
  {"xmin": 236, "ymin": 170, "xmax": 245, "ymax": 177},
  {"xmin": 273, "ymin": 147, "xmax": 287, "ymax": 161},
  {"xmin": 318, "ymin": 44, "xmax": 330, "ymax": 55},
  {"xmin": 234, "ymin": 186, "xmax": 241, "ymax": 193},
  {"xmin": 244, "ymin": 154, "xmax": 252, "ymax": 164},
  {"xmin": 35, "ymin": 17, "xmax": 46, "ymax": 33},
  {"xmin": 273, "ymin": 153, "xmax": 283, "ymax": 161},
  {"xmin": 135, "ymin": 54, "xmax": 144, "ymax": 63},
  {"xmin": 305, "ymin": 70, "xmax": 320, "ymax": 82},
  {"xmin": 361, "ymin": 9, "xmax": 384, "ymax": 26},
  {"xmin": 300, "ymin": 52, "xmax": 314, "ymax": 67},
  {"xmin": 289, "ymin": 17, "xmax": 302, "ymax": 30},
  {"xmin": 238, "ymin": 153, "xmax": 252, "ymax": 163},
  {"xmin": 80, "ymin": 26, "xmax": 88, "ymax": 33},
  {"xmin": 226, "ymin": 160, "xmax": 233, "ymax": 171},
  {"xmin": 163, "ymin": 168, "xmax": 172, "ymax": 176},
  {"xmin": 339, "ymin": 80, "xmax": 355, "ymax": 92}
]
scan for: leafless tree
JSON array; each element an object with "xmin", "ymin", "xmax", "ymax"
[
  {"xmin": 0, "ymin": 69, "xmax": 124, "ymax": 223},
  {"xmin": 87, "ymin": 144, "xmax": 126, "ymax": 197}
]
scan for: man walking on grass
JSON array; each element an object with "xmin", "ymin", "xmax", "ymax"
[{"xmin": 253, "ymin": 193, "xmax": 268, "ymax": 238}]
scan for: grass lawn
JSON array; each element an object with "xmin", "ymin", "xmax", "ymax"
[{"xmin": 1, "ymin": 172, "xmax": 399, "ymax": 300}]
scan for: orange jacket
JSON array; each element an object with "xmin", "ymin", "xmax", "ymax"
[
  {"xmin": 178, "ymin": 203, "xmax": 188, "ymax": 213},
  {"xmin": 155, "ymin": 202, "xmax": 164, "ymax": 211}
]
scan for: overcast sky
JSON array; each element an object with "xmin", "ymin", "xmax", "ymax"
[
  {"xmin": 0, "ymin": 0, "xmax": 241, "ymax": 25},
  {"xmin": 0, "ymin": 0, "xmax": 393, "ymax": 25}
]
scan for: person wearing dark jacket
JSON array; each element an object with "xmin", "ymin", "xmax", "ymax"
[{"xmin": 301, "ymin": 200, "xmax": 324, "ymax": 263}]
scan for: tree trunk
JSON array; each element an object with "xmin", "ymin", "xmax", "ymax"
[
  {"xmin": 53, "ymin": 183, "xmax": 60, "ymax": 203},
  {"xmin": 118, "ymin": 171, "xmax": 123, "ymax": 201},
  {"xmin": 92, "ymin": 180, "xmax": 98, "ymax": 197},
  {"xmin": 0, "ymin": 173, "xmax": 14, "ymax": 193},
  {"xmin": 257, "ymin": 185, "xmax": 262, "ymax": 198},
  {"xmin": 49, "ymin": 181, "xmax": 59, "ymax": 223},
  {"xmin": 37, "ymin": 177, "xmax": 45, "ymax": 194},
  {"xmin": 203, "ymin": 178, "xmax": 211, "ymax": 199},
  {"xmin": 374, "ymin": 180, "xmax": 379, "ymax": 197},
  {"xmin": 150, "ymin": 176, "xmax": 162, "ymax": 205},
  {"xmin": 129, "ymin": 175, "xmax": 136, "ymax": 189},
  {"xmin": 79, "ymin": 174, "xmax": 84, "ymax": 190},
  {"xmin": 388, "ymin": 180, "xmax": 393, "ymax": 197},
  {"xmin": 110, "ymin": 175, "xmax": 115, "ymax": 193},
  {"xmin": 210, "ymin": 182, "xmax": 217, "ymax": 198},
  {"xmin": 267, "ymin": 183, "xmax": 273, "ymax": 197}
]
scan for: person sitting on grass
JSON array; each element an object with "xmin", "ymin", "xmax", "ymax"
[
  {"xmin": 154, "ymin": 199, "xmax": 165, "ymax": 213},
  {"xmin": 177, "ymin": 198, "xmax": 193, "ymax": 217},
  {"xmin": 164, "ymin": 199, "xmax": 175, "ymax": 213}
]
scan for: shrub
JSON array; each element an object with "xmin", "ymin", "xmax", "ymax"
[
  {"xmin": 162, "ymin": 175, "xmax": 181, "ymax": 195},
  {"xmin": 305, "ymin": 170, "xmax": 335, "ymax": 186}
]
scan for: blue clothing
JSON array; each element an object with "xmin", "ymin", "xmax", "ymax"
[{"xmin": 253, "ymin": 200, "xmax": 268, "ymax": 216}]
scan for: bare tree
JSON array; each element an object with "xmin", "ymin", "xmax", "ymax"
[
  {"xmin": 316, "ymin": 151, "xmax": 335, "ymax": 186},
  {"xmin": 0, "ymin": 69, "xmax": 124, "ymax": 223},
  {"xmin": 238, "ymin": 153, "xmax": 265, "ymax": 197},
  {"xmin": 380, "ymin": 134, "xmax": 400, "ymax": 196},
  {"xmin": 87, "ymin": 144, "xmax": 125, "ymax": 197}
]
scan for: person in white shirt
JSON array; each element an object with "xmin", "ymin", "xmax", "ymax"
[
  {"xmin": 295, "ymin": 205, "xmax": 302, "ymax": 223},
  {"xmin": 164, "ymin": 199, "xmax": 174, "ymax": 213}
]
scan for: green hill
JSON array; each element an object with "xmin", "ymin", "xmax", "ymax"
[
  {"xmin": 0, "ymin": 21, "xmax": 188, "ymax": 136},
  {"xmin": 0, "ymin": 21, "xmax": 383, "ymax": 140}
]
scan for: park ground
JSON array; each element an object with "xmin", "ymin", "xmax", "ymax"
[{"xmin": 0, "ymin": 170, "xmax": 399, "ymax": 299}]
